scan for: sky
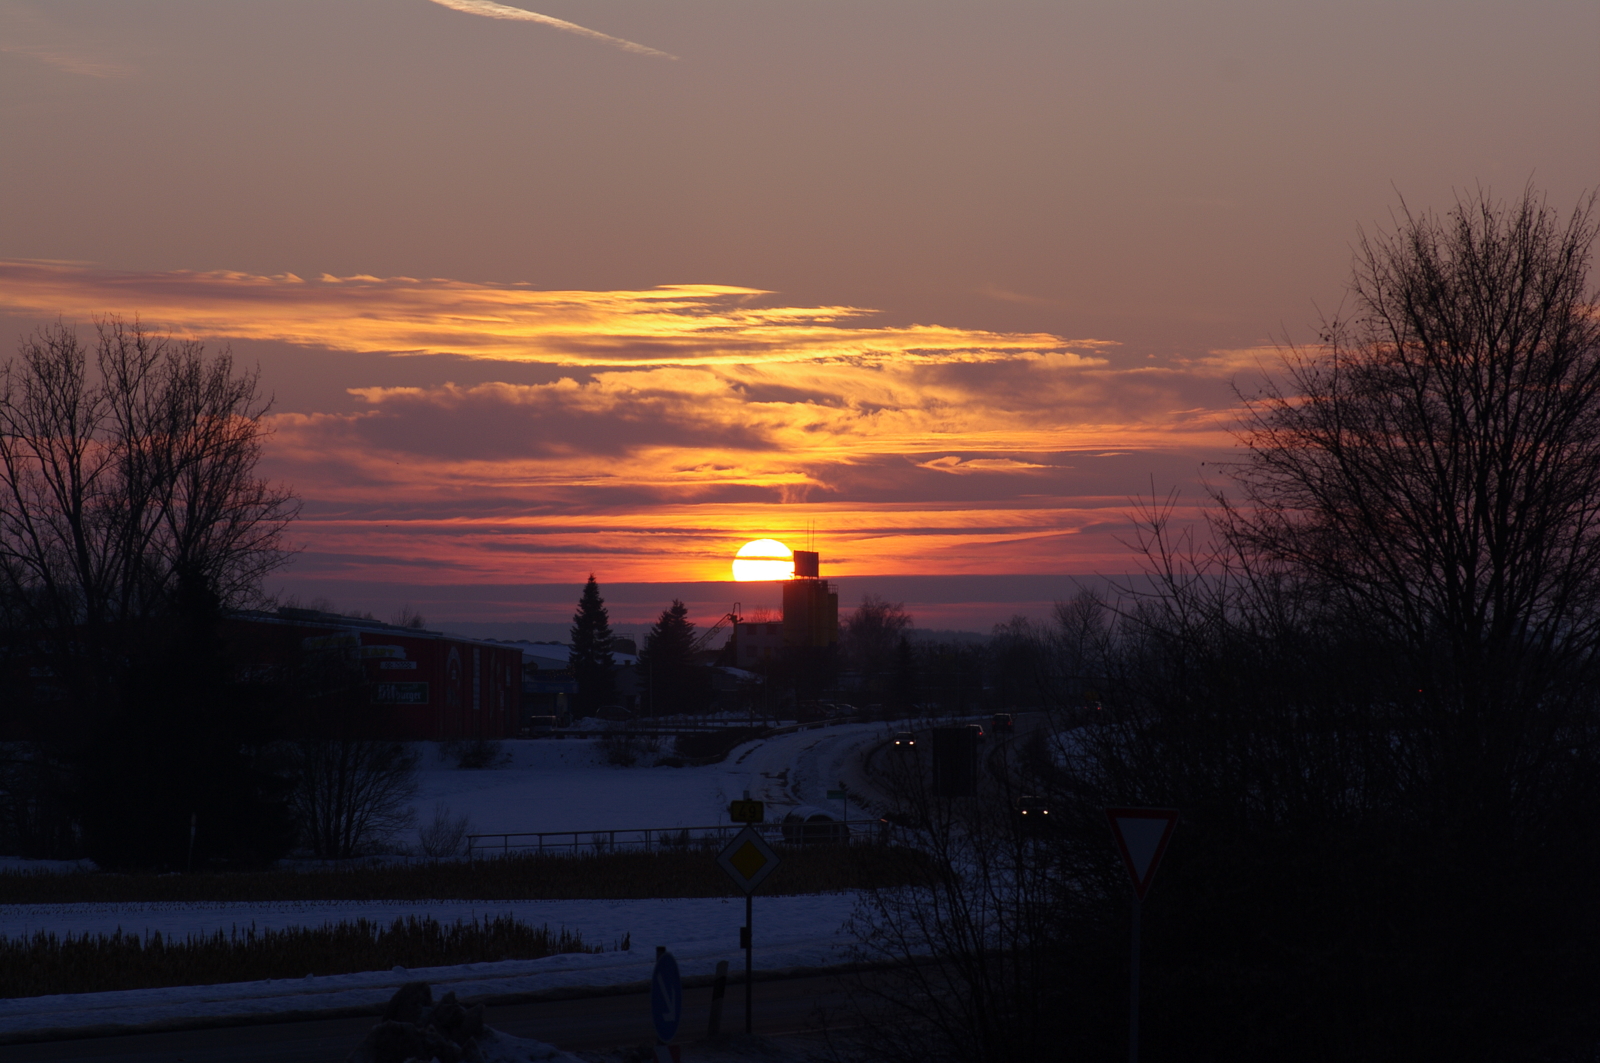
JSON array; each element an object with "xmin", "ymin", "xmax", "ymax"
[{"xmin": 1, "ymin": 0, "xmax": 1596, "ymax": 633}]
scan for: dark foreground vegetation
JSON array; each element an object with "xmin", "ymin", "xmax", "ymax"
[
  {"xmin": 0, "ymin": 916, "xmax": 597, "ymax": 999},
  {"xmin": 0, "ymin": 844, "xmax": 921, "ymax": 904},
  {"xmin": 839, "ymin": 187, "xmax": 1600, "ymax": 1063}
]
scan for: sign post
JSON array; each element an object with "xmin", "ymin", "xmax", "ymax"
[
  {"xmin": 650, "ymin": 946, "xmax": 682, "ymax": 1063},
  {"xmin": 826, "ymin": 782, "xmax": 849, "ymax": 841},
  {"xmin": 1106, "ymin": 808, "xmax": 1179, "ymax": 1063},
  {"xmin": 716, "ymin": 824, "xmax": 781, "ymax": 1034}
]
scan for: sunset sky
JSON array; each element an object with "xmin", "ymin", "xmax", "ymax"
[{"xmin": 2, "ymin": 0, "xmax": 1596, "ymax": 633}]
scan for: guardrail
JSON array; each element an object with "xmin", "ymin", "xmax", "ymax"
[
  {"xmin": 534, "ymin": 718, "xmax": 854, "ymax": 739},
  {"xmin": 465, "ymin": 818, "xmax": 880, "ymax": 858}
]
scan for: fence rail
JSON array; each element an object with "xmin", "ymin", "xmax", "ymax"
[
  {"xmin": 537, "ymin": 719, "xmax": 846, "ymax": 740},
  {"xmin": 465, "ymin": 818, "xmax": 879, "ymax": 857}
]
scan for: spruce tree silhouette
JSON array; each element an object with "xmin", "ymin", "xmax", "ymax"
[
  {"xmin": 641, "ymin": 599, "xmax": 701, "ymax": 716},
  {"xmin": 569, "ymin": 575, "xmax": 615, "ymax": 718}
]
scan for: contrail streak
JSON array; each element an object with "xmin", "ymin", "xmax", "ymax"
[{"xmin": 427, "ymin": 0, "xmax": 676, "ymax": 59}]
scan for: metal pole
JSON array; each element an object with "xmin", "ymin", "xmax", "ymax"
[
  {"xmin": 1129, "ymin": 895, "xmax": 1141, "ymax": 1063},
  {"xmin": 707, "ymin": 959, "xmax": 728, "ymax": 1037},
  {"xmin": 744, "ymin": 892, "xmax": 753, "ymax": 1034}
]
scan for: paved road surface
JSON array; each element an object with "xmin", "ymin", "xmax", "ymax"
[{"xmin": 0, "ymin": 973, "xmax": 852, "ymax": 1063}]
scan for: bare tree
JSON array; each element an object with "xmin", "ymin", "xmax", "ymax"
[
  {"xmin": 0, "ymin": 318, "xmax": 300, "ymax": 866},
  {"xmin": 1054, "ymin": 189, "xmax": 1600, "ymax": 1061},
  {"xmin": 285, "ymin": 649, "xmax": 419, "ymax": 859},
  {"xmin": 1219, "ymin": 187, "xmax": 1600, "ymax": 825},
  {"xmin": 417, "ymin": 802, "xmax": 473, "ymax": 859},
  {"xmin": 293, "ymin": 736, "xmax": 419, "ymax": 859},
  {"xmin": 846, "ymin": 190, "xmax": 1600, "ymax": 1063},
  {"xmin": 391, "ymin": 604, "xmax": 427, "ymax": 630},
  {"xmin": 0, "ymin": 318, "xmax": 297, "ymax": 642},
  {"xmin": 841, "ymin": 595, "xmax": 913, "ymax": 679}
]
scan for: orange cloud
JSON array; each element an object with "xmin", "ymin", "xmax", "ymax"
[
  {"xmin": 0, "ymin": 260, "xmax": 1103, "ymax": 368},
  {"xmin": 1, "ymin": 260, "xmax": 1252, "ymax": 587}
]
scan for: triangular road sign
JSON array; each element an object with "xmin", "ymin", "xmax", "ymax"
[{"xmin": 1106, "ymin": 807, "xmax": 1179, "ymax": 899}]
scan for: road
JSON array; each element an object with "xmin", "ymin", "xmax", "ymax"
[
  {"xmin": 860, "ymin": 712, "xmax": 1049, "ymax": 809},
  {"xmin": 0, "ymin": 973, "xmax": 853, "ymax": 1063}
]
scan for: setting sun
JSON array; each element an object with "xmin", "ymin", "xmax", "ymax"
[{"xmin": 732, "ymin": 539, "xmax": 794, "ymax": 582}]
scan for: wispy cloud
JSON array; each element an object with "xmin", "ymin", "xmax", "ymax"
[
  {"xmin": 918, "ymin": 456, "xmax": 1053, "ymax": 474},
  {"xmin": 0, "ymin": 261, "xmax": 1105, "ymax": 368},
  {"xmin": 0, "ymin": 43, "xmax": 136, "ymax": 78},
  {"xmin": 426, "ymin": 0, "xmax": 676, "ymax": 59},
  {"xmin": 977, "ymin": 283, "xmax": 1061, "ymax": 307}
]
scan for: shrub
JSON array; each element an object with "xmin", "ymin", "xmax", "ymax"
[
  {"xmin": 598, "ymin": 729, "xmax": 652, "ymax": 766},
  {"xmin": 417, "ymin": 803, "xmax": 473, "ymax": 859},
  {"xmin": 442, "ymin": 738, "xmax": 508, "ymax": 770},
  {"xmin": 292, "ymin": 738, "xmax": 418, "ymax": 858},
  {"xmin": 0, "ymin": 915, "xmax": 597, "ymax": 997}
]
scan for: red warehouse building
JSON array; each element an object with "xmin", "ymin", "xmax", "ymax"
[{"xmin": 227, "ymin": 610, "xmax": 523, "ymax": 741}]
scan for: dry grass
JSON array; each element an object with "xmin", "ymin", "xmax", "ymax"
[
  {"xmin": 0, "ymin": 845, "xmax": 922, "ymax": 904},
  {"xmin": 0, "ymin": 916, "xmax": 598, "ymax": 998}
]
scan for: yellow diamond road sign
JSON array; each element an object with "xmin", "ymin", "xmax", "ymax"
[
  {"xmin": 730, "ymin": 840, "xmax": 766, "ymax": 879},
  {"xmin": 717, "ymin": 826, "xmax": 780, "ymax": 894}
]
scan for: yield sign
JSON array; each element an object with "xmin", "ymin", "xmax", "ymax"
[
  {"xmin": 717, "ymin": 826, "xmax": 780, "ymax": 894},
  {"xmin": 1106, "ymin": 807, "xmax": 1179, "ymax": 899}
]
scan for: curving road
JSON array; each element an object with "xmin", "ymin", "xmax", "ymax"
[{"xmin": 0, "ymin": 972, "xmax": 854, "ymax": 1063}]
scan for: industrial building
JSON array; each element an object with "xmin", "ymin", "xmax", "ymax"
[
  {"xmin": 225, "ymin": 609, "xmax": 523, "ymax": 741},
  {"xmin": 729, "ymin": 548, "xmax": 838, "ymax": 669}
]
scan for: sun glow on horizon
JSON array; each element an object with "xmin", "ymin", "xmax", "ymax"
[{"xmin": 732, "ymin": 539, "xmax": 794, "ymax": 581}]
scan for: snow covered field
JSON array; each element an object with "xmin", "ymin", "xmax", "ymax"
[
  {"xmin": 0, "ymin": 894, "xmax": 859, "ymax": 1038},
  {"xmin": 0, "ymin": 722, "xmax": 906, "ymax": 1040},
  {"xmin": 411, "ymin": 723, "xmax": 894, "ymax": 839}
]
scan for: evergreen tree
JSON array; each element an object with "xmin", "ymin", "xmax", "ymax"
[
  {"xmin": 568, "ymin": 575, "xmax": 615, "ymax": 718},
  {"xmin": 641, "ymin": 599, "xmax": 703, "ymax": 716}
]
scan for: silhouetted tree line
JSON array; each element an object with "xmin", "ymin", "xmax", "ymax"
[
  {"xmin": 568, "ymin": 583, "xmax": 718, "ymax": 719},
  {"xmin": 0, "ymin": 320, "xmax": 422, "ymax": 868},
  {"xmin": 0, "ymin": 319, "xmax": 302, "ymax": 868},
  {"xmin": 846, "ymin": 188, "xmax": 1600, "ymax": 1062}
]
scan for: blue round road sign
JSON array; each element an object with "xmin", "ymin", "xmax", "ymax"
[{"xmin": 651, "ymin": 949, "xmax": 682, "ymax": 1043}]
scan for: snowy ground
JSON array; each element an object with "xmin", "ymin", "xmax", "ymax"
[
  {"xmin": 0, "ymin": 721, "xmax": 909, "ymax": 1041},
  {"xmin": 0, "ymin": 894, "xmax": 860, "ymax": 1038},
  {"xmin": 0, "ymin": 721, "xmax": 907, "ymax": 874},
  {"xmin": 413, "ymin": 724, "xmax": 895, "ymax": 840}
]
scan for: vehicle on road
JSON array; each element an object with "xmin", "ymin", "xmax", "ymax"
[
  {"xmin": 892, "ymin": 731, "xmax": 916, "ymax": 748},
  {"xmin": 967, "ymin": 723, "xmax": 986, "ymax": 740},
  {"xmin": 990, "ymin": 713, "xmax": 1014, "ymax": 733},
  {"xmin": 1013, "ymin": 795, "xmax": 1053, "ymax": 833},
  {"xmin": 782, "ymin": 805, "xmax": 847, "ymax": 844}
]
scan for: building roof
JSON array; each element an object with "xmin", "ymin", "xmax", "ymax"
[{"xmin": 228, "ymin": 609, "xmax": 515, "ymax": 652}]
